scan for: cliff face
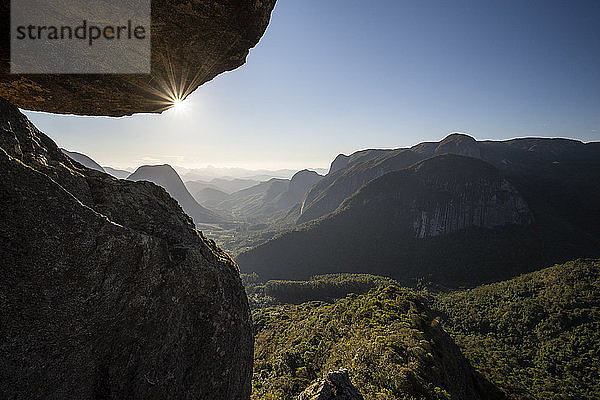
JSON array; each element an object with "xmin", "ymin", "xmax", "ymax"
[
  {"xmin": 411, "ymin": 178, "xmax": 531, "ymax": 239},
  {"xmin": 342, "ymin": 154, "xmax": 533, "ymax": 239},
  {"xmin": 298, "ymin": 133, "xmax": 600, "ymax": 227},
  {"xmin": 288, "ymin": 169, "xmax": 322, "ymax": 202},
  {"xmin": 0, "ymin": 98, "xmax": 253, "ymax": 399}
]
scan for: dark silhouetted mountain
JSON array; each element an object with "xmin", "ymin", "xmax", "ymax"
[
  {"xmin": 237, "ymin": 153, "xmax": 600, "ymax": 285},
  {"xmin": 128, "ymin": 164, "xmax": 223, "ymax": 224},
  {"xmin": 328, "ymin": 154, "xmax": 350, "ymax": 174},
  {"xmin": 299, "ymin": 148, "xmax": 423, "ymax": 224},
  {"xmin": 0, "ymin": 98, "xmax": 252, "ymax": 399},
  {"xmin": 61, "ymin": 148, "xmax": 105, "ymax": 172},
  {"xmin": 103, "ymin": 166, "xmax": 131, "ymax": 179}
]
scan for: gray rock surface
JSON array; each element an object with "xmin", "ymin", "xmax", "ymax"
[
  {"xmin": 0, "ymin": 97, "xmax": 252, "ymax": 399},
  {"xmin": 298, "ymin": 369, "xmax": 364, "ymax": 400}
]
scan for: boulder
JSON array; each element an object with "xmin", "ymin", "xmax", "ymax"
[
  {"xmin": 298, "ymin": 369, "xmax": 364, "ymax": 400},
  {"xmin": 0, "ymin": 97, "xmax": 253, "ymax": 399}
]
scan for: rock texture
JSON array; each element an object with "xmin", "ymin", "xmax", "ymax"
[
  {"xmin": 0, "ymin": 97, "xmax": 253, "ymax": 399},
  {"xmin": 298, "ymin": 369, "xmax": 364, "ymax": 400},
  {"xmin": 0, "ymin": 0, "xmax": 276, "ymax": 116},
  {"xmin": 401, "ymin": 156, "xmax": 533, "ymax": 238},
  {"xmin": 127, "ymin": 164, "xmax": 224, "ymax": 223}
]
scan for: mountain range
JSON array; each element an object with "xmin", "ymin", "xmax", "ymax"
[
  {"xmin": 212, "ymin": 170, "xmax": 323, "ymax": 223},
  {"xmin": 237, "ymin": 134, "xmax": 600, "ymax": 286}
]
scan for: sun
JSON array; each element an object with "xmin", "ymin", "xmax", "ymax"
[
  {"xmin": 169, "ymin": 97, "xmax": 189, "ymax": 114},
  {"xmin": 172, "ymin": 98, "xmax": 185, "ymax": 110}
]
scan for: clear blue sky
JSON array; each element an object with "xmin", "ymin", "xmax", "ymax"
[{"xmin": 25, "ymin": 0, "xmax": 600, "ymax": 170}]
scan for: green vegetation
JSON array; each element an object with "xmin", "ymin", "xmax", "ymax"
[
  {"xmin": 435, "ymin": 259, "xmax": 600, "ymax": 400},
  {"xmin": 242, "ymin": 273, "xmax": 398, "ymax": 307},
  {"xmin": 247, "ymin": 260, "xmax": 600, "ymax": 399},
  {"xmin": 252, "ymin": 286, "xmax": 502, "ymax": 400},
  {"xmin": 199, "ymin": 221, "xmax": 294, "ymax": 258}
]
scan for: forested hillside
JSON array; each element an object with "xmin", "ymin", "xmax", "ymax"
[
  {"xmin": 252, "ymin": 286, "xmax": 504, "ymax": 400},
  {"xmin": 435, "ymin": 259, "xmax": 600, "ymax": 400}
]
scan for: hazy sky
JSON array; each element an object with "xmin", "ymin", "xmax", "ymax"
[{"xmin": 24, "ymin": 0, "xmax": 600, "ymax": 170}]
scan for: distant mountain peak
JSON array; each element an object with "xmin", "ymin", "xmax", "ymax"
[
  {"xmin": 128, "ymin": 163, "xmax": 223, "ymax": 223},
  {"xmin": 329, "ymin": 154, "xmax": 350, "ymax": 174},
  {"xmin": 435, "ymin": 133, "xmax": 481, "ymax": 159},
  {"xmin": 60, "ymin": 148, "xmax": 105, "ymax": 172},
  {"xmin": 440, "ymin": 132, "xmax": 476, "ymax": 142},
  {"xmin": 289, "ymin": 169, "xmax": 323, "ymax": 199}
]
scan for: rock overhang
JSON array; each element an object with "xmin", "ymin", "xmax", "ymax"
[{"xmin": 0, "ymin": 0, "xmax": 276, "ymax": 116}]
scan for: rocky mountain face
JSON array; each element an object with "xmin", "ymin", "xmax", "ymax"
[
  {"xmin": 237, "ymin": 153, "xmax": 600, "ymax": 285},
  {"xmin": 354, "ymin": 155, "xmax": 534, "ymax": 239},
  {"xmin": 128, "ymin": 164, "xmax": 224, "ymax": 224},
  {"xmin": 288, "ymin": 169, "xmax": 323, "ymax": 203},
  {"xmin": 0, "ymin": 0, "xmax": 277, "ymax": 116},
  {"xmin": 0, "ymin": 98, "xmax": 253, "ymax": 399},
  {"xmin": 300, "ymin": 133, "xmax": 600, "ymax": 226},
  {"xmin": 298, "ymin": 149, "xmax": 423, "ymax": 224},
  {"xmin": 61, "ymin": 149, "xmax": 106, "ymax": 172}
]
